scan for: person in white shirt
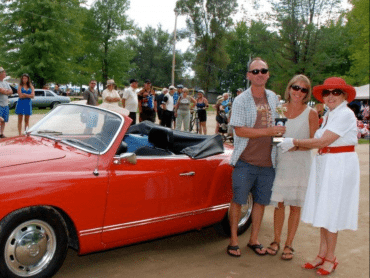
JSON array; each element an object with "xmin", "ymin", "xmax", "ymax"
[
  {"xmin": 122, "ymin": 79, "xmax": 139, "ymax": 125},
  {"xmin": 161, "ymin": 86, "xmax": 175, "ymax": 128},
  {"xmin": 0, "ymin": 67, "xmax": 13, "ymax": 138}
]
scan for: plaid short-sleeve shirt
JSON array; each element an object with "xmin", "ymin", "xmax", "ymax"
[{"xmin": 229, "ymin": 87, "xmax": 279, "ymax": 167}]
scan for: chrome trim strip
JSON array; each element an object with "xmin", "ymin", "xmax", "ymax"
[{"xmin": 80, "ymin": 203, "xmax": 229, "ymax": 237}]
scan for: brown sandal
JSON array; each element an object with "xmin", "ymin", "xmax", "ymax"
[
  {"xmin": 267, "ymin": 241, "xmax": 280, "ymax": 256},
  {"xmin": 281, "ymin": 246, "xmax": 294, "ymax": 260}
]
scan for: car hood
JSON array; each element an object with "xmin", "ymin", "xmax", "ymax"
[{"xmin": 0, "ymin": 136, "xmax": 66, "ymax": 169}]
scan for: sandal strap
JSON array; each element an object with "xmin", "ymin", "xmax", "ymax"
[
  {"xmin": 325, "ymin": 257, "xmax": 337, "ymax": 264},
  {"xmin": 284, "ymin": 245, "xmax": 294, "ymax": 253},
  {"xmin": 268, "ymin": 241, "xmax": 280, "ymax": 250},
  {"xmin": 316, "ymin": 255, "xmax": 325, "ymax": 261}
]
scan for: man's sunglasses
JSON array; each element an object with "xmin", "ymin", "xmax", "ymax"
[
  {"xmin": 248, "ymin": 68, "xmax": 269, "ymax": 75},
  {"xmin": 291, "ymin": 85, "xmax": 309, "ymax": 94},
  {"xmin": 322, "ymin": 89, "xmax": 343, "ymax": 97}
]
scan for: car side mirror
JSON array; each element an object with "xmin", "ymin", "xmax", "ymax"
[{"xmin": 119, "ymin": 152, "xmax": 137, "ymax": 165}]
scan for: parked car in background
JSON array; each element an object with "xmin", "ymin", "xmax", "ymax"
[
  {"xmin": 8, "ymin": 89, "xmax": 70, "ymax": 109},
  {"xmin": 0, "ymin": 103, "xmax": 252, "ymax": 278}
]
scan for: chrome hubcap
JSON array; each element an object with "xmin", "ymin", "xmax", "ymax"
[
  {"xmin": 5, "ymin": 220, "xmax": 56, "ymax": 277},
  {"xmin": 238, "ymin": 193, "xmax": 253, "ymax": 228}
]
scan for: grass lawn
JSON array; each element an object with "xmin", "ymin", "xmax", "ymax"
[
  {"xmin": 9, "ymin": 107, "xmax": 52, "ymax": 115},
  {"xmin": 358, "ymin": 138, "xmax": 370, "ymax": 144}
]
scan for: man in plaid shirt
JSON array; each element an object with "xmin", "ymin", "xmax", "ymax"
[{"xmin": 226, "ymin": 58, "xmax": 286, "ymax": 257}]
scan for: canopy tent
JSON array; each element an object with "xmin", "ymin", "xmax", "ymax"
[{"xmin": 355, "ymin": 84, "xmax": 369, "ymax": 100}]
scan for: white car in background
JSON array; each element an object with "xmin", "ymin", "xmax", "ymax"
[{"xmin": 8, "ymin": 89, "xmax": 70, "ymax": 109}]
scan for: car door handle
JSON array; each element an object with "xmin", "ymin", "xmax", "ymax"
[{"xmin": 179, "ymin": 171, "xmax": 195, "ymax": 176}]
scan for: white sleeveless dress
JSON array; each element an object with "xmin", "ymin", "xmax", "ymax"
[{"xmin": 270, "ymin": 106, "xmax": 313, "ymax": 207}]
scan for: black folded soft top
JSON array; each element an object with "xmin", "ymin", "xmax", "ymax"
[{"xmin": 126, "ymin": 121, "xmax": 224, "ymax": 159}]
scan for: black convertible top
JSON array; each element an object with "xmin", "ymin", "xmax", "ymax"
[{"xmin": 126, "ymin": 121, "xmax": 224, "ymax": 159}]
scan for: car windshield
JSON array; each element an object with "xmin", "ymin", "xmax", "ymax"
[{"xmin": 28, "ymin": 104, "xmax": 123, "ymax": 154}]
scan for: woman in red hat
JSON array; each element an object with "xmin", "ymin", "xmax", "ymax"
[{"xmin": 278, "ymin": 77, "xmax": 360, "ymax": 275}]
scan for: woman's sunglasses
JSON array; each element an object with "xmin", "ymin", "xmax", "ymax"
[
  {"xmin": 291, "ymin": 85, "xmax": 309, "ymax": 94},
  {"xmin": 248, "ymin": 68, "xmax": 269, "ymax": 75},
  {"xmin": 322, "ymin": 89, "xmax": 343, "ymax": 97}
]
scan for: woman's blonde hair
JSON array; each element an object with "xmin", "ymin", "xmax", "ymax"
[{"xmin": 284, "ymin": 74, "xmax": 312, "ymax": 104}]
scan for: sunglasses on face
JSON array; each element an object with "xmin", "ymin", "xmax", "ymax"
[
  {"xmin": 248, "ymin": 68, "xmax": 269, "ymax": 75},
  {"xmin": 291, "ymin": 85, "xmax": 309, "ymax": 94},
  {"xmin": 322, "ymin": 89, "xmax": 343, "ymax": 97}
]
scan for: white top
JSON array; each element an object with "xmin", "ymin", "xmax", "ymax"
[
  {"xmin": 100, "ymin": 89, "xmax": 129, "ymax": 116},
  {"xmin": 301, "ymin": 101, "xmax": 360, "ymax": 233},
  {"xmin": 122, "ymin": 86, "xmax": 138, "ymax": 112},
  {"xmin": 316, "ymin": 101, "xmax": 358, "ymax": 146},
  {"xmin": 0, "ymin": 80, "xmax": 11, "ymax": 106},
  {"xmin": 163, "ymin": 92, "xmax": 174, "ymax": 111}
]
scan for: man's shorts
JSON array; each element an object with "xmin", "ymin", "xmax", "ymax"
[
  {"xmin": 232, "ymin": 159, "xmax": 275, "ymax": 205},
  {"xmin": 0, "ymin": 106, "xmax": 9, "ymax": 122}
]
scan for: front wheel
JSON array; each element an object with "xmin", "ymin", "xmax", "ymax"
[
  {"xmin": 0, "ymin": 207, "xmax": 68, "ymax": 278},
  {"xmin": 50, "ymin": 102, "xmax": 60, "ymax": 109},
  {"xmin": 215, "ymin": 192, "xmax": 253, "ymax": 236}
]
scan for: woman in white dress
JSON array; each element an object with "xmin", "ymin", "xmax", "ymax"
[
  {"xmin": 100, "ymin": 79, "xmax": 129, "ymax": 116},
  {"xmin": 278, "ymin": 77, "xmax": 359, "ymax": 276},
  {"xmin": 267, "ymin": 75, "xmax": 319, "ymax": 260}
]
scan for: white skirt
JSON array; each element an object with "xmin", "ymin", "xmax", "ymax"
[{"xmin": 301, "ymin": 152, "xmax": 360, "ymax": 233}]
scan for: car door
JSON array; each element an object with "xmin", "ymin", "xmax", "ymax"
[
  {"xmin": 45, "ymin": 90, "xmax": 55, "ymax": 106},
  {"xmin": 102, "ymin": 155, "xmax": 202, "ymax": 244},
  {"xmin": 33, "ymin": 90, "xmax": 45, "ymax": 107}
]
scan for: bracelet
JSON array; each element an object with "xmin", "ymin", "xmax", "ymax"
[{"xmin": 296, "ymin": 139, "xmax": 299, "ymax": 147}]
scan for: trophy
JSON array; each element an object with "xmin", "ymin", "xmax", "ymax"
[{"xmin": 273, "ymin": 105, "xmax": 287, "ymax": 144}]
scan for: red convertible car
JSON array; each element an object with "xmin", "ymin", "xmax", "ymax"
[{"xmin": 0, "ymin": 104, "xmax": 253, "ymax": 278}]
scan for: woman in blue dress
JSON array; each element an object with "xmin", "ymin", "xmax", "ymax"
[{"xmin": 15, "ymin": 73, "xmax": 34, "ymax": 135}]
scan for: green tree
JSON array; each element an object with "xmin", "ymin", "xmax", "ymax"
[
  {"xmin": 176, "ymin": 0, "xmax": 238, "ymax": 95},
  {"xmin": 0, "ymin": 0, "xmax": 84, "ymax": 87},
  {"xmin": 269, "ymin": 0, "xmax": 343, "ymax": 77},
  {"xmin": 127, "ymin": 25, "xmax": 186, "ymax": 88},
  {"xmin": 220, "ymin": 20, "xmax": 279, "ymax": 94},
  {"xmin": 345, "ymin": 0, "xmax": 369, "ymax": 85},
  {"xmin": 83, "ymin": 0, "xmax": 132, "ymax": 87}
]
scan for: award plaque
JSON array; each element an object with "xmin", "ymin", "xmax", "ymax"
[{"xmin": 273, "ymin": 105, "xmax": 287, "ymax": 144}]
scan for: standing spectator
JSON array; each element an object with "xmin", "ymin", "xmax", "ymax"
[
  {"xmin": 215, "ymin": 93, "xmax": 231, "ymax": 134},
  {"xmin": 100, "ymin": 79, "xmax": 129, "ymax": 116},
  {"xmin": 174, "ymin": 84, "xmax": 183, "ymax": 106},
  {"xmin": 278, "ymin": 77, "xmax": 359, "ymax": 275},
  {"xmin": 267, "ymin": 75, "xmax": 319, "ymax": 260},
  {"xmin": 53, "ymin": 84, "xmax": 63, "ymax": 95},
  {"xmin": 122, "ymin": 79, "xmax": 139, "ymax": 125},
  {"xmin": 362, "ymin": 102, "xmax": 369, "ymax": 121},
  {"xmin": 236, "ymin": 88, "xmax": 243, "ymax": 96},
  {"xmin": 83, "ymin": 79, "xmax": 99, "ymax": 106},
  {"xmin": 138, "ymin": 80, "xmax": 156, "ymax": 122},
  {"xmin": 161, "ymin": 86, "xmax": 175, "ymax": 128},
  {"xmin": 82, "ymin": 79, "xmax": 99, "ymax": 134},
  {"xmin": 15, "ymin": 73, "xmax": 35, "ymax": 136},
  {"xmin": 0, "ymin": 67, "xmax": 13, "ymax": 138},
  {"xmin": 174, "ymin": 87, "xmax": 196, "ymax": 132},
  {"xmin": 156, "ymin": 88, "xmax": 166, "ymax": 124},
  {"xmin": 172, "ymin": 85, "xmax": 183, "ymax": 128},
  {"xmin": 195, "ymin": 90, "xmax": 209, "ymax": 134},
  {"xmin": 227, "ymin": 58, "xmax": 285, "ymax": 257}
]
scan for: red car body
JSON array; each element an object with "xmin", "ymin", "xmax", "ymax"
[{"xmin": 0, "ymin": 104, "xmax": 251, "ymax": 278}]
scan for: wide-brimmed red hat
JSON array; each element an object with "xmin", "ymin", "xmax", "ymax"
[{"xmin": 313, "ymin": 77, "xmax": 356, "ymax": 103}]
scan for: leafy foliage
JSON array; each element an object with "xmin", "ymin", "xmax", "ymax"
[
  {"xmin": 0, "ymin": 0, "xmax": 84, "ymax": 87},
  {"xmin": 345, "ymin": 0, "xmax": 369, "ymax": 85},
  {"xmin": 176, "ymin": 0, "xmax": 238, "ymax": 94},
  {"xmin": 127, "ymin": 25, "xmax": 187, "ymax": 88}
]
